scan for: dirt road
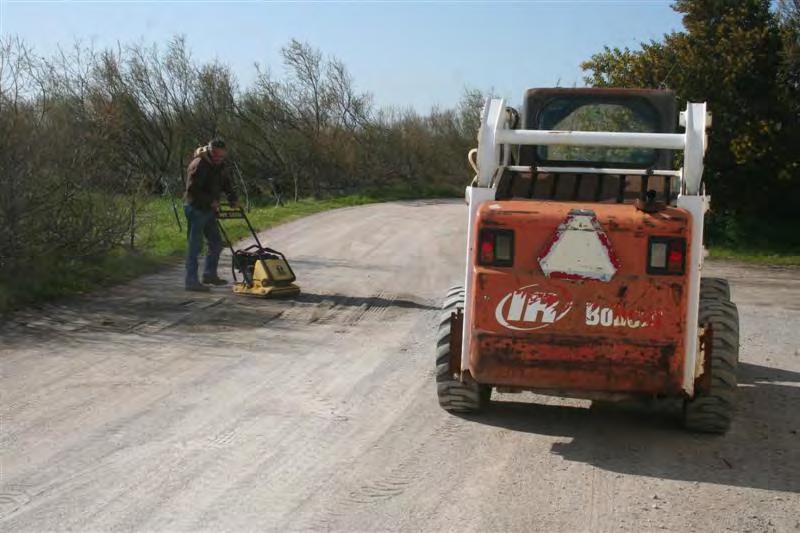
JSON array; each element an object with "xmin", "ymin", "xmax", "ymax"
[{"xmin": 2, "ymin": 200, "xmax": 799, "ymax": 532}]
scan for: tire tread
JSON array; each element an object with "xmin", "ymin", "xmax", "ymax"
[
  {"xmin": 684, "ymin": 283, "xmax": 739, "ymax": 434},
  {"xmin": 435, "ymin": 286, "xmax": 488, "ymax": 412}
]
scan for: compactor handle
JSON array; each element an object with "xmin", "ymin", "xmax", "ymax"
[
  {"xmin": 215, "ymin": 203, "xmax": 264, "ymax": 250},
  {"xmin": 216, "ymin": 204, "xmax": 246, "ymax": 220}
]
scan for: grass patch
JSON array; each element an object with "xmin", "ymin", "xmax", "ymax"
[
  {"xmin": 0, "ymin": 189, "xmax": 457, "ymax": 314},
  {"xmin": 135, "ymin": 195, "xmax": 386, "ymax": 258},
  {"xmin": 707, "ymin": 247, "xmax": 800, "ymax": 266},
  {"xmin": 706, "ymin": 212, "xmax": 800, "ymax": 266}
]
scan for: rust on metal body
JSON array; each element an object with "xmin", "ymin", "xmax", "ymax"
[
  {"xmin": 473, "ymin": 333, "xmax": 679, "ymax": 394},
  {"xmin": 468, "ymin": 200, "xmax": 691, "ymax": 396}
]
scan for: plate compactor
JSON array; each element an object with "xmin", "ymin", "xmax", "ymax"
[{"xmin": 216, "ymin": 206, "xmax": 300, "ymax": 298}]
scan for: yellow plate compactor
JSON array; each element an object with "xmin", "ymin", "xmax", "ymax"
[{"xmin": 216, "ymin": 206, "xmax": 300, "ymax": 298}]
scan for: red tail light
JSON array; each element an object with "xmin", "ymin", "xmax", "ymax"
[
  {"xmin": 480, "ymin": 235, "xmax": 495, "ymax": 264},
  {"xmin": 647, "ymin": 237, "xmax": 686, "ymax": 275},
  {"xmin": 667, "ymin": 247, "xmax": 684, "ymax": 273},
  {"xmin": 478, "ymin": 229, "xmax": 514, "ymax": 267}
]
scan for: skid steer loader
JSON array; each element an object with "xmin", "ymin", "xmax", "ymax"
[{"xmin": 436, "ymin": 88, "xmax": 739, "ymax": 433}]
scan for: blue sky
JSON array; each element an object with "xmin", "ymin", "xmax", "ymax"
[{"xmin": 1, "ymin": 0, "xmax": 683, "ymax": 111}]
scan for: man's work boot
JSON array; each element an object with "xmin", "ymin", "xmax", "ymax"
[
  {"xmin": 185, "ymin": 282, "xmax": 211, "ymax": 292},
  {"xmin": 202, "ymin": 275, "xmax": 228, "ymax": 286}
]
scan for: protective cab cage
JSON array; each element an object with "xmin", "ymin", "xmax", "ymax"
[{"xmin": 493, "ymin": 89, "xmax": 683, "ymax": 205}]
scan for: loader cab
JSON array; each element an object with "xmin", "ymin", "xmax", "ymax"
[
  {"xmin": 497, "ymin": 88, "xmax": 679, "ymax": 205},
  {"xmin": 520, "ymin": 88, "xmax": 678, "ymax": 167}
]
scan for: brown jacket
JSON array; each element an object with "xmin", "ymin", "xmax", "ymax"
[{"xmin": 184, "ymin": 148, "xmax": 238, "ymax": 210}]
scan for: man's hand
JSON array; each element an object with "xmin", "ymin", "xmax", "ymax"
[{"xmin": 211, "ymin": 200, "xmax": 220, "ymax": 213}]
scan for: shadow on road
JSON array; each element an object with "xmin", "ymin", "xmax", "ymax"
[
  {"xmin": 289, "ymin": 257, "xmax": 401, "ymax": 273},
  {"xmin": 470, "ymin": 362, "xmax": 800, "ymax": 493},
  {"xmin": 0, "ymin": 283, "xmax": 438, "ymax": 345},
  {"xmin": 294, "ymin": 292, "xmax": 438, "ymax": 311}
]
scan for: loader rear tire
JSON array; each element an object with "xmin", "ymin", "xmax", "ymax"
[
  {"xmin": 700, "ymin": 277, "xmax": 731, "ymax": 302},
  {"xmin": 683, "ymin": 286, "xmax": 739, "ymax": 434},
  {"xmin": 436, "ymin": 286, "xmax": 489, "ymax": 413}
]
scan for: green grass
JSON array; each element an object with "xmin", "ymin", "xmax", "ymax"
[
  {"xmin": 705, "ymin": 213, "xmax": 800, "ymax": 266},
  {"xmin": 136, "ymin": 195, "xmax": 385, "ymax": 258},
  {"xmin": 707, "ymin": 246, "xmax": 800, "ymax": 266},
  {"xmin": 0, "ymin": 188, "xmax": 458, "ymax": 314}
]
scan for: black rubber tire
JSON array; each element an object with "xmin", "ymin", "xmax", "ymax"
[
  {"xmin": 683, "ymin": 285, "xmax": 739, "ymax": 433},
  {"xmin": 436, "ymin": 286, "xmax": 490, "ymax": 412},
  {"xmin": 700, "ymin": 277, "xmax": 731, "ymax": 302}
]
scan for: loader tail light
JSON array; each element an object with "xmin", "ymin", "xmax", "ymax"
[
  {"xmin": 480, "ymin": 238, "xmax": 495, "ymax": 264},
  {"xmin": 647, "ymin": 237, "xmax": 686, "ymax": 275},
  {"xmin": 478, "ymin": 229, "xmax": 514, "ymax": 267},
  {"xmin": 667, "ymin": 248, "xmax": 684, "ymax": 272}
]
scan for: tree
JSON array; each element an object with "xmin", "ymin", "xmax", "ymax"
[
  {"xmin": 2, "ymin": 33, "xmax": 492, "ymax": 309},
  {"xmin": 581, "ymin": 0, "xmax": 799, "ymax": 220}
]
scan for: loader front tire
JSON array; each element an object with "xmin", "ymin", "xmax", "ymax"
[
  {"xmin": 683, "ymin": 285, "xmax": 739, "ymax": 434},
  {"xmin": 436, "ymin": 286, "xmax": 489, "ymax": 413}
]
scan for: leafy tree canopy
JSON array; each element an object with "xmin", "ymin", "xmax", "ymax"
[{"xmin": 581, "ymin": 0, "xmax": 799, "ymax": 219}]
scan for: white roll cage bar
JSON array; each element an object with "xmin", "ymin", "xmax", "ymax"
[
  {"xmin": 462, "ymin": 97, "xmax": 712, "ymax": 396},
  {"xmin": 474, "ymin": 98, "xmax": 710, "ymax": 195}
]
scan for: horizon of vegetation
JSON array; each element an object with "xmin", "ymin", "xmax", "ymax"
[{"xmin": 1, "ymin": 0, "xmax": 798, "ymax": 311}]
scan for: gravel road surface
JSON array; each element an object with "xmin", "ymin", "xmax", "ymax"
[{"xmin": 2, "ymin": 200, "xmax": 799, "ymax": 532}]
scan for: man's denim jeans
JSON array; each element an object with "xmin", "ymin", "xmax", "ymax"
[{"xmin": 184, "ymin": 204, "xmax": 224, "ymax": 286}]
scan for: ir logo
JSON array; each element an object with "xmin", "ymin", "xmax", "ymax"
[{"xmin": 495, "ymin": 284, "xmax": 573, "ymax": 331}]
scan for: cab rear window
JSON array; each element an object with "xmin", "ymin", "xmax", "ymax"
[{"xmin": 536, "ymin": 100, "xmax": 661, "ymax": 166}]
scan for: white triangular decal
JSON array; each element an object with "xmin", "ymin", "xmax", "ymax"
[{"xmin": 538, "ymin": 211, "xmax": 618, "ymax": 282}]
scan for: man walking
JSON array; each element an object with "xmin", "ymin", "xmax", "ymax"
[{"xmin": 183, "ymin": 138, "xmax": 238, "ymax": 292}]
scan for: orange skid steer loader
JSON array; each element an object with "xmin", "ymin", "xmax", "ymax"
[{"xmin": 436, "ymin": 88, "xmax": 739, "ymax": 433}]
